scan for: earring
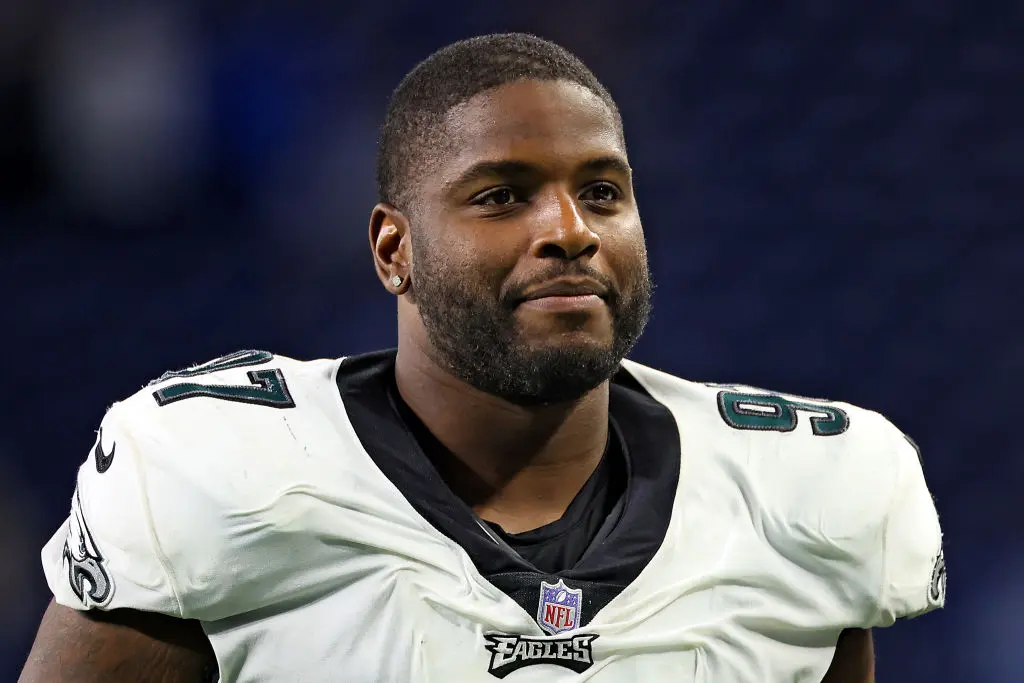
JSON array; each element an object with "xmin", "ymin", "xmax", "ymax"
[{"xmin": 391, "ymin": 275, "xmax": 404, "ymax": 287}]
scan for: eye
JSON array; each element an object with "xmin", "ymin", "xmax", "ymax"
[
  {"xmin": 581, "ymin": 182, "xmax": 621, "ymax": 203},
  {"xmin": 474, "ymin": 187, "xmax": 520, "ymax": 206}
]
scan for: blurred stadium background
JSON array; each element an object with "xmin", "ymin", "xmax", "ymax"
[{"xmin": 2, "ymin": 1, "xmax": 1020, "ymax": 680}]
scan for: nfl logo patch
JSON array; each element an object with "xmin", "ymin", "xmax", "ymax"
[{"xmin": 537, "ymin": 579, "xmax": 582, "ymax": 635}]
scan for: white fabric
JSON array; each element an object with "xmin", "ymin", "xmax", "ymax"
[{"xmin": 41, "ymin": 353, "xmax": 944, "ymax": 682}]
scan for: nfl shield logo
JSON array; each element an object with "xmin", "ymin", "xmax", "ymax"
[{"xmin": 537, "ymin": 579, "xmax": 583, "ymax": 635}]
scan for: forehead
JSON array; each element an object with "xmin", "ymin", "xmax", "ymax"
[{"xmin": 437, "ymin": 80, "xmax": 625, "ymax": 183}]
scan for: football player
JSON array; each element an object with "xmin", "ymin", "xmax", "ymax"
[{"xmin": 21, "ymin": 33, "xmax": 944, "ymax": 682}]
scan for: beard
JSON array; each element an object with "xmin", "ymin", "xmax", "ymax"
[{"xmin": 409, "ymin": 239, "xmax": 653, "ymax": 406}]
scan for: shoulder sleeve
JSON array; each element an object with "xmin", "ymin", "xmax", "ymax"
[
  {"xmin": 41, "ymin": 394, "xmax": 227, "ymax": 619},
  {"xmin": 41, "ymin": 353, "xmax": 343, "ymax": 622},
  {"xmin": 871, "ymin": 428, "xmax": 946, "ymax": 625},
  {"xmin": 42, "ymin": 402, "xmax": 184, "ymax": 616}
]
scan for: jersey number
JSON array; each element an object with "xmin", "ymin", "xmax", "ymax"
[
  {"xmin": 151, "ymin": 350, "xmax": 295, "ymax": 409},
  {"xmin": 717, "ymin": 390, "xmax": 848, "ymax": 436}
]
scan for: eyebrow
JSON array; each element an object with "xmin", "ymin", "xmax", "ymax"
[
  {"xmin": 578, "ymin": 155, "xmax": 633, "ymax": 180},
  {"xmin": 446, "ymin": 155, "xmax": 632, "ymax": 193}
]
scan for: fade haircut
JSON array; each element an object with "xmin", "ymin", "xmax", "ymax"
[{"xmin": 376, "ymin": 32, "xmax": 623, "ymax": 212}]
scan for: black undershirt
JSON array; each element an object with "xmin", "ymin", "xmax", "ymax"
[
  {"xmin": 484, "ymin": 433, "xmax": 626, "ymax": 574},
  {"xmin": 339, "ymin": 349, "xmax": 681, "ymax": 627},
  {"xmin": 387, "ymin": 375, "xmax": 627, "ymax": 575}
]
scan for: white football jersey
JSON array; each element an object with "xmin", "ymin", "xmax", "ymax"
[{"xmin": 42, "ymin": 350, "xmax": 944, "ymax": 682}]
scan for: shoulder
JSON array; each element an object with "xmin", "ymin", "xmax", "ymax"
[
  {"xmin": 620, "ymin": 359, "xmax": 942, "ymax": 622},
  {"xmin": 54, "ymin": 350, "xmax": 348, "ymax": 618},
  {"xmin": 117, "ymin": 349, "xmax": 340, "ymax": 448},
  {"xmin": 104, "ymin": 350, "xmax": 337, "ymax": 488},
  {"xmin": 621, "ymin": 357, "xmax": 914, "ymax": 502},
  {"xmin": 106, "ymin": 349, "xmax": 349, "ymax": 513},
  {"xmin": 140, "ymin": 349, "xmax": 341, "ymax": 419}
]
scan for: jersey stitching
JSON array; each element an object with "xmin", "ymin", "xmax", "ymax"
[
  {"xmin": 873, "ymin": 416, "xmax": 906, "ymax": 626},
  {"xmin": 114, "ymin": 403, "xmax": 189, "ymax": 618}
]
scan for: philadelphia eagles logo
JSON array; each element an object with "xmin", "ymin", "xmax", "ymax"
[
  {"xmin": 929, "ymin": 547, "xmax": 946, "ymax": 605},
  {"xmin": 62, "ymin": 488, "xmax": 113, "ymax": 607}
]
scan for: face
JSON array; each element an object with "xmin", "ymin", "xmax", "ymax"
[{"xmin": 406, "ymin": 79, "xmax": 651, "ymax": 405}]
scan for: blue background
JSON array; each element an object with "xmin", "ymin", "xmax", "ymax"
[{"xmin": 2, "ymin": 1, "xmax": 1020, "ymax": 680}]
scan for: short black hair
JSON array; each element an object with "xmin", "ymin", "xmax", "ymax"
[{"xmin": 376, "ymin": 32, "xmax": 622, "ymax": 212}]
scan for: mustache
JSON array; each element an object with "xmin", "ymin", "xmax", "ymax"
[{"xmin": 502, "ymin": 264, "xmax": 619, "ymax": 307}]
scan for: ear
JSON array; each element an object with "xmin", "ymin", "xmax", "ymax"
[{"xmin": 369, "ymin": 203, "xmax": 412, "ymax": 294}]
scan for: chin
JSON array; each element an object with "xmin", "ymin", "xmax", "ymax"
[
  {"xmin": 519, "ymin": 317, "xmax": 615, "ymax": 345},
  {"xmin": 527, "ymin": 332, "xmax": 614, "ymax": 355},
  {"xmin": 454, "ymin": 336, "xmax": 625, "ymax": 407}
]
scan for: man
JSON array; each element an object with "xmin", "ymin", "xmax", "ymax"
[{"xmin": 21, "ymin": 33, "xmax": 944, "ymax": 682}]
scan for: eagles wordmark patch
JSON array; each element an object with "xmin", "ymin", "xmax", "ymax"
[
  {"xmin": 62, "ymin": 488, "xmax": 113, "ymax": 607},
  {"xmin": 484, "ymin": 633, "xmax": 598, "ymax": 679}
]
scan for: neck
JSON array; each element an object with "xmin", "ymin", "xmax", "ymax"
[{"xmin": 394, "ymin": 328, "xmax": 610, "ymax": 533}]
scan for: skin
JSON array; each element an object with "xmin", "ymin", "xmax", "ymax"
[
  {"xmin": 20, "ymin": 78, "xmax": 873, "ymax": 682},
  {"xmin": 370, "ymin": 80, "xmax": 648, "ymax": 533},
  {"xmin": 19, "ymin": 600, "xmax": 216, "ymax": 682},
  {"xmin": 371, "ymin": 79, "xmax": 874, "ymax": 682}
]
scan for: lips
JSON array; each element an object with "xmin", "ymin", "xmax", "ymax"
[
  {"xmin": 520, "ymin": 279, "xmax": 608, "ymax": 302},
  {"xmin": 515, "ymin": 278, "xmax": 610, "ymax": 314}
]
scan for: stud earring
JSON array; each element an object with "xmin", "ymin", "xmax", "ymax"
[{"xmin": 391, "ymin": 275, "xmax": 404, "ymax": 287}]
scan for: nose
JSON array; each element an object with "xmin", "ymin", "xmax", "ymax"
[{"xmin": 530, "ymin": 189, "xmax": 601, "ymax": 261}]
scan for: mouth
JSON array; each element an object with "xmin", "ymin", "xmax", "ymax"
[
  {"xmin": 518, "ymin": 293, "xmax": 606, "ymax": 312},
  {"xmin": 517, "ymin": 278, "xmax": 609, "ymax": 312}
]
